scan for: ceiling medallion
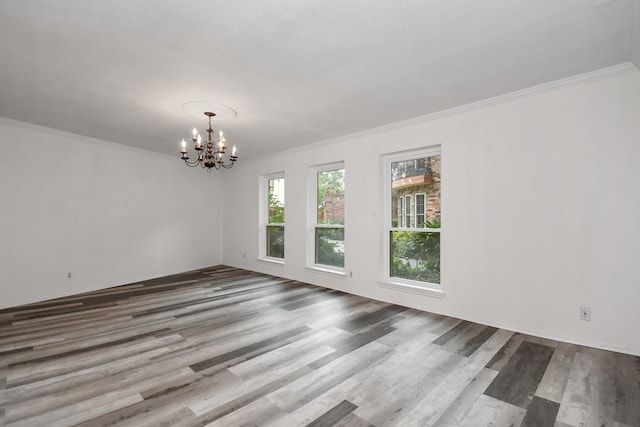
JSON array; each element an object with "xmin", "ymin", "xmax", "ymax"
[{"xmin": 181, "ymin": 102, "xmax": 237, "ymax": 120}]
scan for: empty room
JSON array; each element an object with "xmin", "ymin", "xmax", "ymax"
[{"xmin": 1, "ymin": 1, "xmax": 640, "ymax": 426}]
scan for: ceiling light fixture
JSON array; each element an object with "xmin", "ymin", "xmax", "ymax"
[{"xmin": 180, "ymin": 112, "xmax": 237, "ymax": 171}]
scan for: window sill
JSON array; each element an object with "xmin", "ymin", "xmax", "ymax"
[
  {"xmin": 305, "ymin": 265, "xmax": 347, "ymax": 278},
  {"xmin": 258, "ymin": 257, "xmax": 285, "ymax": 266},
  {"xmin": 377, "ymin": 280, "xmax": 445, "ymax": 298}
]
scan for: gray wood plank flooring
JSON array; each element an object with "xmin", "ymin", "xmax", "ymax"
[{"xmin": 0, "ymin": 266, "xmax": 638, "ymax": 426}]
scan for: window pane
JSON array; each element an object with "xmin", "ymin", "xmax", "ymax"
[
  {"xmin": 268, "ymin": 178, "xmax": 285, "ymax": 224},
  {"xmin": 317, "ymin": 169, "xmax": 345, "ymax": 225},
  {"xmin": 391, "ymin": 156, "xmax": 441, "ymax": 228},
  {"xmin": 267, "ymin": 225, "xmax": 284, "ymax": 258},
  {"xmin": 315, "ymin": 227, "xmax": 344, "ymax": 267},
  {"xmin": 390, "ymin": 231, "xmax": 440, "ymax": 284}
]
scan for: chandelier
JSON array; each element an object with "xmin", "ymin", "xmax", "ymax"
[{"xmin": 180, "ymin": 112, "xmax": 237, "ymax": 171}]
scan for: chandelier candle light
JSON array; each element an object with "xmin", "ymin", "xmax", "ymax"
[{"xmin": 180, "ymin": 112, "xmax": 238, "ymax": 171}]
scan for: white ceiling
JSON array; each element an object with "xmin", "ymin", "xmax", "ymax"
[{"xmin": 0, "ymin": 0, "xmax": 636, "ymax": 160}]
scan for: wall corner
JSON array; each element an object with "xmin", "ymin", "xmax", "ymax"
[{"xmin": 633, "ymin": 0, "xmax": 640, "ymax": 71}]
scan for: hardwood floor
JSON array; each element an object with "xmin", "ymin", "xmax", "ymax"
[{"xmin": 1, "ymin": 266, "xmax": 638, "ymax": 427}]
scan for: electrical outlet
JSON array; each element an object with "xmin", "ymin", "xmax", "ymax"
[
  {"xmin": 67, "ymin": 272, "xmax": 72, "ymax": 279},
  {"xmin": 580, "ymin": 306, "xmax": 591, "ymax": 321}
]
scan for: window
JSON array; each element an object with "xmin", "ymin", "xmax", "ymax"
[
  {"xmin": 260, "ymin": 173, "xmax": 285, "ymax": 261},
  {"xmin": 309, "ymin": 163, "xmax": 345, "ymax": 272},
  {"xmin": 404, "ymin": 194, "xmax": 412, "ymax": 228},
  {"xmin": 383, "ymin": 147, "xmax": 441, "ymax": 292},
  {"xmin": 415, "ymin": 193, "xmax": 426, "ymax": 227}
]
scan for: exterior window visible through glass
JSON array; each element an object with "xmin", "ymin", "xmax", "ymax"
[
  {"xmin": 316, "ymin": 168, "xmax": 345, "ymax": 268},
  {"xmin": 404, "ymin": 195, "xmax": 411, "ymax": 228},
  {"xmin": 390, "ymin": 155, "xmax": 441, "ymax": 284},
  {"xmin": 267, "ymin": 177, "xmax": 285, "ymax": 258},
  {"xmin": 415, "ymin": 193, "xmax": 426, "ymax": 227}
]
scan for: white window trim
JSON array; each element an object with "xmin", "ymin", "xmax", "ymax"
[
  {"xmin": 304, "ymin": 264, "xmax": 348, "ymax": 277},
  {"xmin": 306, "ymin": 161, "xmax": 346, "ymax": 275},
  {"xmin": 380, "ymin": 146, "xmax": 444, "ymax": 297},
  {"xmin": 259, "ymin": 172, "xmax": 285, "ymax": 264}
]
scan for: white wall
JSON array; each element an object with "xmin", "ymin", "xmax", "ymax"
[
  {"xmin": 223, "ymin": 65, "xmax": 640, "ymax": 356},
  {"xmin": 0, "ymin": 119, "xmax": 223, "ymax": 309},
  {"xmin": 634, "ymin": 0, "xmax": 640, "ymax": 71}
]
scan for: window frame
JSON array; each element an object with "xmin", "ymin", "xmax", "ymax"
[
  {"xmin": 379, "ymin": 147, "xmax": 444, "ymax": 298},
  {"xmin": 259, "ymin": 172, "xmax": 285, "ymax": 264},
  {"xmin": 306, "ymin": 162, "xmax": 346, "ymax": 276}
]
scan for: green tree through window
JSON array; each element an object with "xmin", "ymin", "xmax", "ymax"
[
  {"xmin": 267, "ymin": 177, "xmax": 284, "ymax": 258},
  {"xmin": 316, "ymin": 167, "xmax": 345, "ymax": 268}
]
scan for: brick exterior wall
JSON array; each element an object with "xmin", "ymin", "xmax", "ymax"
[
  {"xmin": 315, "ymin": 155, "xmax": 441, "ymax": 227},
  {"xmin": 320, "ymin": 190, "xmax": 345, "ymax": 223},
  {"xmin": 392, "ymin": 155, "xmax": 441, "ymax": 227}
]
